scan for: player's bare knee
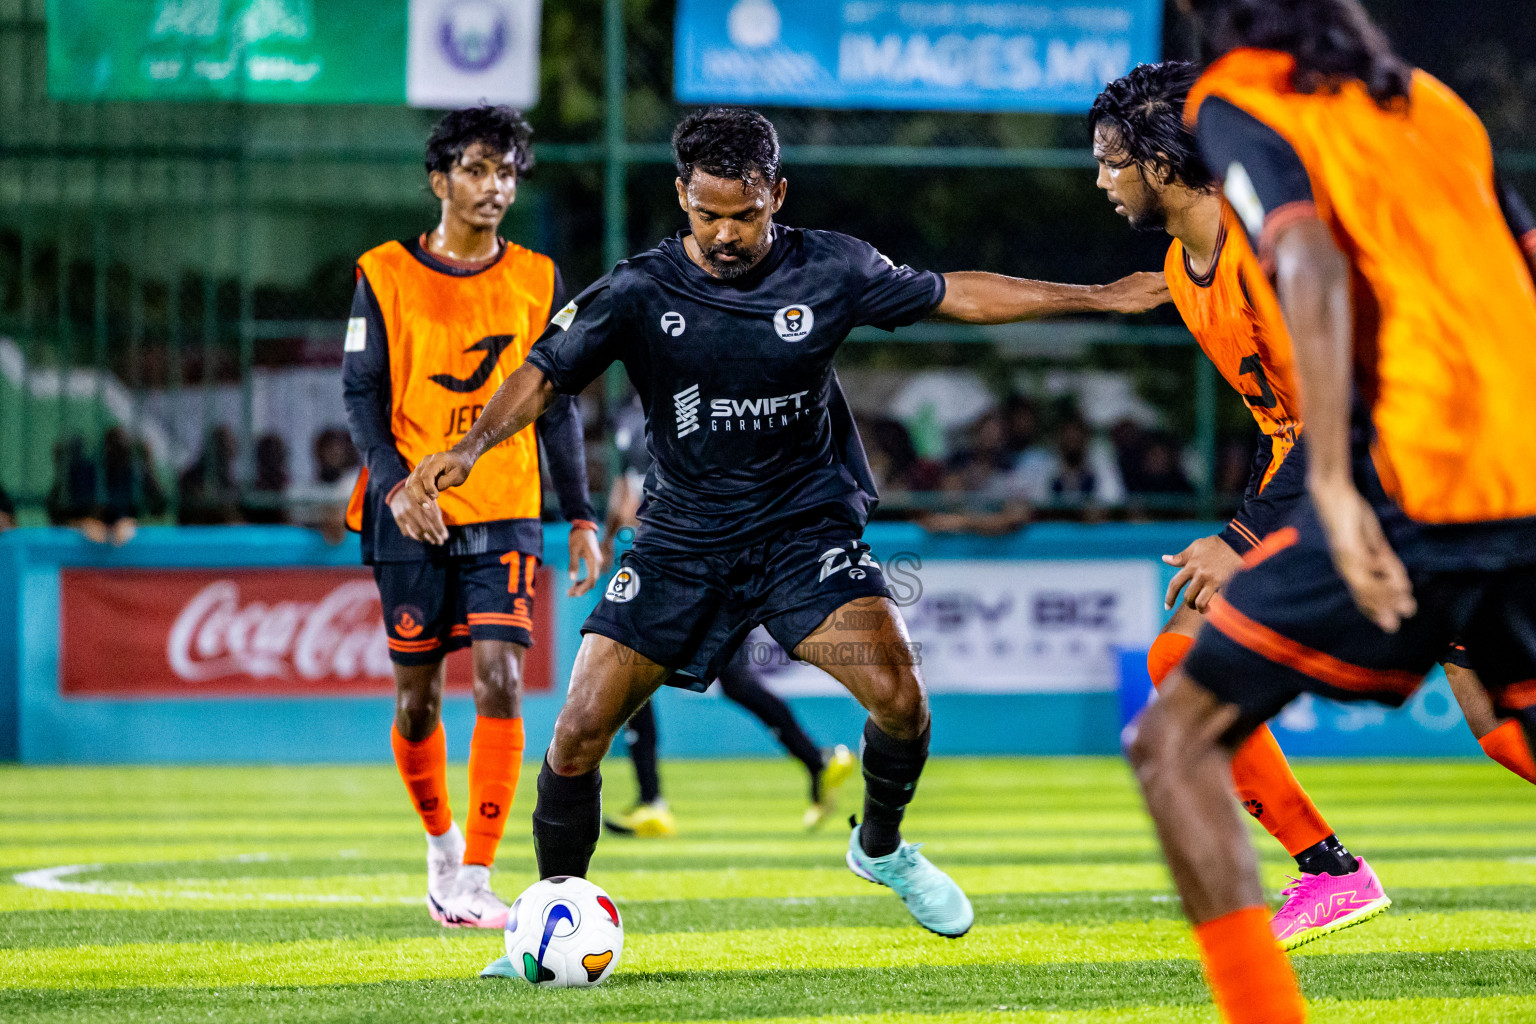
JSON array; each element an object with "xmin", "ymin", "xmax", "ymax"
[
  {"xmin": 1125, "ymin": 701, "xmax": 1188, "ymax": 792},
  {"xmin": 868, "ymin": 671, "xmax": 927, "ymax": 739},
  {"xmin": 394, "ymin": 687, "xmax": 441, "ymax": 741},
  {"xmin": 471, "ymin": 645, "xmax": 523, "ymax": 716},
  {"xmin": 548, "ymin": 705, "xmax": 616, "ymax": 775}
]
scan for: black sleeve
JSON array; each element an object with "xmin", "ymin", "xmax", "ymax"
[
  {"xmin": 535, "ymin": 395, "xmax": 597, "ymax": 524},
  {"xmin": 1195, "ymin": 97, "xmax": 1315, "ymax": 258},
  {"xmin": 545, "ymin": 265, "xmax": 568, "ymax": 330},
  {"xmin": 342, "ymin": 271, "xmax": 410, "ymax": 495},
  {"xmin": 844, "ymin": 235, "xmax": 947, "ymax": 331},
  {"xmin": 524, "ymin": 273, "xmax": 627, "ymax": 395},
  {"xmin": 1498, "ymin": 174, "xmax": 1536, "ymax": 255}
]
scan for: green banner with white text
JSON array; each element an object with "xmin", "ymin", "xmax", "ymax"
[{"xmin": 47, "ymin": 0, "xmax": 540, "ymax": 106}]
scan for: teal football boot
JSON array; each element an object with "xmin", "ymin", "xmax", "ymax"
[{"xmin": 845, "ymin": 818, "xmax": 973, "ymax": 938}]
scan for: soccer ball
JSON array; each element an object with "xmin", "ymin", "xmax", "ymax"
[{"xmin": 498, "ymin": 876, "xmax": 623, "ymax": 987}]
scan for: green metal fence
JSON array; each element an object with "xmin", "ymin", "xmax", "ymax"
[{"xmin": 2, "ymin": 0, "xmax": 1529, "ymax": 528}]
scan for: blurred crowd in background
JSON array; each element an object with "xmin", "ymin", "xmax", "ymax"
[{"xmin": 5, "ymin": 366, "xmax": 1260, "ymax": 546}]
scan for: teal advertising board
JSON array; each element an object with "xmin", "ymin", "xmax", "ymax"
[{"xmin": 675, "ymin": 0, "xmax": 1163, "ymax": 113}]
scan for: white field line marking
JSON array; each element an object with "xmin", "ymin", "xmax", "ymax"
[{"xmin": 11, "ymin": 860, "xmax": 418, "ymax": 905}]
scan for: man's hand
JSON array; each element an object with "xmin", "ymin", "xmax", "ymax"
[
  {"xmin": 1163, "ymin": 534, "xmax": 1245, "ymax": 611},
  {"xmin": 397, "ymin": 449, "xmax": 476, "ymax": 546},
  {"xmin": 1312, "ymin": 479, "xmax": 1417, "ymax": 632},
  {"xmin": 568, "ymin": 525, "xmax": 604, "ymax": 597},
  {"xmin": 388, "ymin": 478, "xmax": 449, "ymax": 546},
  {"xmin": 1096, "ymin": 271, "xmax": 1170, "ymax": 314}
]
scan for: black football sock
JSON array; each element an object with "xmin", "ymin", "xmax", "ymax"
[
  {"xmin": 1294, "ymin": 834, "xmax": 1360, "ymax": 877},
  {"xmin": 532, "ymin": 757, "xmax": 602, "ymax": 879},
  {"xmin": 625, "ymin": 700, "xmax": 662, "ymax": 806},
  {"xmin": 858, "ymin": 718, "xmax": 930, "ymax": 858},
  {"xmin": 718, "ymin": 656, "xmax": 825, "ymax": 795}
]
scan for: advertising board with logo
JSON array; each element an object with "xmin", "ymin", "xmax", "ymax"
[
  {"xmin": 675, "ymin": 0, "xmax": 1161, "ymax": 112},
  {"xmin": 48, "ymin": 0, "xmax": 540, "ymax": 106},
  {"xmin": 58, "ymin": 568, "xmax": 553, "ymax": 697},
  {"xmin": 750, "ymin": 558, "xmax": 1160, "ymax": 696}
]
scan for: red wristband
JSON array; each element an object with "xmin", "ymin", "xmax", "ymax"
[
  {"xmin": 385, "ymin": 480, "xmax": 407, "ymax": 504},
  {"xmin": 571, "ymin": 519, "xmax": 598, "ymax": 532}
]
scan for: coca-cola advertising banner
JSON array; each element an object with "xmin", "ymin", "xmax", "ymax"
[{"xmin": 59, "ymin": 569, "xmax": 553, "ymax": 697}]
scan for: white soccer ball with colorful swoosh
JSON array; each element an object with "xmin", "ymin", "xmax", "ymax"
[{"xmin": 486, "ymin": 876, "xmax": 623, "ymax": 987}]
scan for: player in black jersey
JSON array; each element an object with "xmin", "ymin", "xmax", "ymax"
[
  {"xmin": 602, "ymin": 397, "xmax": 858, "ymax": 836},
  {"xmin": 402, "ymin": 107, "xmax": 1168, "ymax": 938}
]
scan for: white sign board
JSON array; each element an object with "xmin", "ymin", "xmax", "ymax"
[
  {"xmin": 407, "ymin": 0, "xmax": 541, "ymax": 109},
  {"xmin": 747, "ymin": 559, "xmax": 1160, "ymax": 696}
]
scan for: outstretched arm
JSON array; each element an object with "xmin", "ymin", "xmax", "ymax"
[
  {"xmin": 931, "ymin": 271, "xmax": 1168, "ymax": 324},
  {"xmin": 397, "ymin": 362, "xmax": 557, "ymax": 541}
]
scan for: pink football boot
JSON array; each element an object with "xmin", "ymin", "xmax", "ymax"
[{"xmin": 1271, "ymin": 856, "xmax": 1391, "ymax": 950}]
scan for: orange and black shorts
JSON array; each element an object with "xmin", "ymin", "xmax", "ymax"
[
  {"xmin": 1182, "ymin": 497, "xmax": 1536, "ymax": 734},
  {"xmin": 374, "ymin": 550, "xmax": 538, "ymax": 665}
]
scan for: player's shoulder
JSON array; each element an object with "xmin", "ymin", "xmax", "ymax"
[
  {"xmin": 791, "ymin": 227, "xmax": 891, "ymax": 277},
  {"xmin": 355, "ymin": 238, "xmax": 414, "ymax": 278},
  {"xmin": 498, "ymin": 240, "xmax": 555, "ymax": 273},
  {"xmin": 1407, "ymin": 70, "xmax": 1490, "ymax": 146}
]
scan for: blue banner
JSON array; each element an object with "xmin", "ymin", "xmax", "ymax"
[{"xmin": 674, "ymin": 0, "xmax": 1162, "ymax": 113}]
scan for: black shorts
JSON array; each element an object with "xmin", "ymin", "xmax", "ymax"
[
  {"xmin": 1184, "ymin": 497, "xmax": 1536, "ymax": 732},
  {"xmin": 373, "ymin": 550, "xmax": 538, "ymax": 666},
  {"xmin": 582, "ymin": 516, "xmax": 892, "ymax": 691}
]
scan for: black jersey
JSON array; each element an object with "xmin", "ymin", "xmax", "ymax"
[{"xmin": 525, "ymin": 226, "xmax": 945, "ymax": 551}]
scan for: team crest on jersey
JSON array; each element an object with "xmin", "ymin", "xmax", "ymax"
[
  {"xmin": 392, "ymin": 605, "xmax": 427, "ymax": 638},
  {"xmin": 605, "ymin": 567, "xmax": 641, "ymax": 603},
  {"xmin": 551, "ymin": 300, "xmax": 579, "ymax": 331},
  {"xmin": 344, "ymin": 316, "xmax": 367, "ymax": 352},
  {"xmin": 660, "ymin": 311, "xmax": 686, "ymax": 336},
  {"xmin": 773, "ymin": 304, "xmax": 814, "ymax": 342}
]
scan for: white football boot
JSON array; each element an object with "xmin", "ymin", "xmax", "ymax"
[
  {"xmin": 424, "ymin": 823, "xmax": 465, "ymax": 925},
  {"xmin": 434, "ymin": 863, "xmax": 510, "ymax": 929}
]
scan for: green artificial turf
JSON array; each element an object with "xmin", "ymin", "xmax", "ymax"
[{"xmin": 1, "ymin": 758, "xmax": 1533, "ymax": 1022}]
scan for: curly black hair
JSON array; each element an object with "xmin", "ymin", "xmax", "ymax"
[
  {"xmin": 672, "ymin": 107, "xmax": 782, "ymax": 186},
  {"xmin": 1184, "ymin": 0, "xmax": 1411, "ymax": 107},
  {"xmin": 424, "ymin": 105, "xmax": 534, "ymax": 178},
  {"xmin": 1090, "ymin": 61, "xmax": 1216, "ymax": 191}
]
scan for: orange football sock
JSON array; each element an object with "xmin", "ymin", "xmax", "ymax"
[
  {"xmin": 1479, "ymin": 719, "xmax": 1536, "ymax": 785},
  {"xmin": 464, "ymin": 716, "xmax": 526, "ymax": 867},
  {"xmin": 1147, "ymin": 632, "xmax": 1194, "ymax": 689},
  {"xmin": 1230, "ymin": 725, "xmax": 1334, "ymax": 857},
  {"xmin": 392, "ymin": 722, "xmax": 453, "ymax": 837},
  {"xmin": 1194, "ymin": 905, "xmax": 1307, "ymax": 1024}
]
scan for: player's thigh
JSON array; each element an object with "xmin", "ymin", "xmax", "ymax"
[
  {"xmin": 1444, "ymin": 663, "xmax": 1500, "ymax": 738},
  {"xmin": 1457, "ymin": 570, "xmax": 1536, "ymax": 722},
  {"xmin": 1127, "ymin": 669, "xmax": 1252, "ymax": 771},
  {"xmin": 1161, "ymin": 603, "xmax": 1205, "ymax": 639},
  {"xmin": 789, "ymin": 597, "xmax": 927, "ymax": 727},
  {"xmin": 1184, "ymin": 507, "xmax": 1448, "ymax": 733},
  {"xmin": 554, "ymin": 633, "xmax": 673, "ymax": 750}
]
